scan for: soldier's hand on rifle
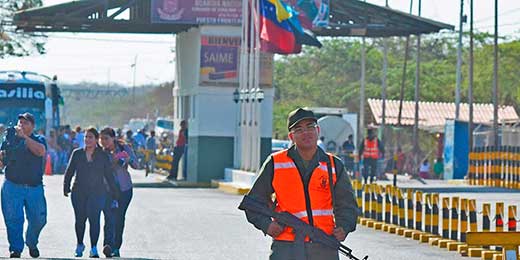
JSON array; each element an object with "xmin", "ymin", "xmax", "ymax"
[
  {"xmin": 333, "ymin": 227, "xmax": 347, "ymax": 241},
  {"xmin": 266, "ymin": 221, "xmax": 284, "ymax": 238}
]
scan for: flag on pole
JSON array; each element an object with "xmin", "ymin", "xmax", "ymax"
[
  {"xmin": 259, "ymin": 0, "xmax": 300, "ymax": 54},
  {"xmin": 259, "ymin": 0, "xmax": 322, "ymax": 54}
]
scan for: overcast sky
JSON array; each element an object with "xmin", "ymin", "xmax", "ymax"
[{"xmin": 0, "ymin": 0, "xmax": 519, "ymax": 86}]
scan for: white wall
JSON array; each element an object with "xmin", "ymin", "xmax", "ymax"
[{"xmin": 174, "ymin": 25, "xmax": 273, "ymax": 139}]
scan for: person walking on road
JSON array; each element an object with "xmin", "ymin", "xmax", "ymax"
[
  {"xmin": 145, "ymin": 130, "xmax": 158, "ymax": 176},
  {"xmin": 63, "ymin": 127, "xmax": 120, "ymax": 258},
  {"xmin": 358, "ymin": 128, "xmax": 384, "ymax": 184},
  {"xmin": 240, "ymin": 108, "xmax": 359, "ymax": 260},
  {"xmin": 0, "ymin": 113, "xmax": 47, "ymax": 258},
  {"xmin": 341, "ymin": 134, "xmax": 356, "ymax": 175},
  {"xmin": 99, "ymin": 127, "xmax": 138, "ymax": 257},
  {"xmin": 167, "ymin": 120, "xmax": 187, "ymax": 181}
]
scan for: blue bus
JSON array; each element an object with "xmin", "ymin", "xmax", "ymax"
[{"xmin": 0, "ymin": 71, "xmax": 55, "ymax": 132}]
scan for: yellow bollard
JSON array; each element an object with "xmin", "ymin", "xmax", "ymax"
[
  {"xmin": 460, "ymin": 198, "xmax": 468, "ymax": 242},
  {"xmin": 451, "ymin": 197, "xmax": 459, "ymax": 241},
  {"xmin": 483, "ymin": 203, "xmax": 491, "ymax": 232},
  {"xmin": 391, "ymin": 187, "xmax": 399, "ymax": 225},
  {"xmin": 407, "ymin": 189, "xmax": 414, "ymax": 229},
  {"xmin": 508, "ymin": 205, "xmax": 517, "ymax": 231},
  {"xmin": 415, "ymin": 191, "xmax": 423, "ymax": 231},
  {"xmin": 442, "ymin": 197, "xmax": 450, "ymax": 238},
  {"xmin": 398, "ymin": 189, "xmax": 406, "ymax": 227},
  {"xmin": 384, "ymin": 185, "xmax": 391, "ymax": 224},
  {"xmin": 424, "ymin": 193, "xmax": 432, "ymax": 233},
  {"xmin": 363, "ymin": 184, "xmax": 370, "ymax": 218},
  {"xmin": 432, "ymin": 193, "xmax": 440, "ymax": 235},
  {"xmin": 496, "ymin": 202, "xmax": 504, "ymax": 232},
  {"xmin": 370, "ymin": 184, "xmax": 377, "ymax": 220},
  {"xmin": 469, "ymin": 150, "xmax": 476, "ymax": 185},
  {"xmin": 376, "ymin": 185, "xmax": 383, "ymax": 222},
  {"xmin": 469, "ymin": 199, "xmax": 478, "ymax": 232}
]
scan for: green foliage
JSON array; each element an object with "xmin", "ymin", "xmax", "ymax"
[
  {"xmin": 0, "ymin": 0, "xmax": 45, "ymax": 58},
  {"xmin": 273, "ymin": 33, "xmax": 520, "ymax": 136}
]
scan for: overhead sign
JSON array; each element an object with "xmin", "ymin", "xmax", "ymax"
[
  {"xmin": 151, "ymin": 0, "xmax": 242, "ymax": 25},
  {"xmin": 199, "ymin": 35, "xmax": 273, "ymax": 86},
  {"xmin": 150, "ymin": 0, "xmax": 328, "ymax": 27}
]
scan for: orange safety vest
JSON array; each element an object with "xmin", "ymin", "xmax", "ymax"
[
  {"xmin": 363, "ymin": 138, "xmax": 379, "ymax": 159},
  {"xmin": 271, "ymin": 150, "xmax": 337, "ymax": 242}
]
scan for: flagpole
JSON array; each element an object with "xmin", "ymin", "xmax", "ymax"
[
  {"xmin": 239, "ymin": 0, "xmax": 250, "ymax": 170},
  {"xmin": 253, "ymin": 0, "xmax": 261, "ymax": 172}
]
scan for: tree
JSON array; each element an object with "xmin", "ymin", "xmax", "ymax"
[
  {"xmin": 273, "ymin": 33, "xmax": 520, "ymax": 137},
  {"xmin": 0, "ymin": 0, "xmax": 45, "ymax": 58}
]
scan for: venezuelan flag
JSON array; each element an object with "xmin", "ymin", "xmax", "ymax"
[{"xmin": 259, "ymin": 0, "xmax": 301, "ymax": 54}]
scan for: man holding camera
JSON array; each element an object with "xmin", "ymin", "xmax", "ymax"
[{"xmin": 0, "ymin": 113, "xmax": 47, "ymax": 258}]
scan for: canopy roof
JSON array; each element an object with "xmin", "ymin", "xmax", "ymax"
[{"xmin": 13, "ymin": 0, "xmax": 453, "ymax": 36}]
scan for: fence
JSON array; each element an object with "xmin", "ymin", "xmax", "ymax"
[{"xmin": 468, "ymin": 126, "xmax": 520, "ymax": 189}]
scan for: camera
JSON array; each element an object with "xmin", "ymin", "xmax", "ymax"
[{"xmin": 2, "ymin": 126, "xmax": 23, "ymax": 166}]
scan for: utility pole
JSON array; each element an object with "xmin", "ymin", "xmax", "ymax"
[
  {"xmin": 132, "ymin": 55, "xmax": 138, "ymax": 103},
  {"xmin": 468, "ymin": 0, "xmax": 474, "ymax": 149},
  {"xmin": 382, "ymin": 39, "xmax": 388, "ymax": 142},
  {"xmin": 413, "ymin": 0, "xmax": 421, "ymax": 176},
  {"xmin": 455, "ymin": 0, "xmax": 464, "ymax": 119},
  {"xmin": 396, "ymin": 0, "xmax": 413, "ymax": 151},
  {"xmin": 493, "ymin": 0, "xmax": 499, "ymax": 147},
  {"xmin": 359, "ymin": 37, "xmax": 366, "ymax": 145}
]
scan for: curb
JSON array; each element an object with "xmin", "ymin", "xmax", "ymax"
[{"xmin": 217, "ymin": 181, "xmax": 251, "ymax": 195}]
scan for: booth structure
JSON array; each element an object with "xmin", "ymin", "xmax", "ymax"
[
  {"xmin": 173, "ymin": 25, "xmax": 273, "ymax": 183},
  {"xmin": 13, "ymin": 0, "xmax": 453, "ymax": 183}
]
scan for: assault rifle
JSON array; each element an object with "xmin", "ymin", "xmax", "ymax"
[{"xmin": 238, "ymin": 195, "xmax": 368, "ymax": 260}]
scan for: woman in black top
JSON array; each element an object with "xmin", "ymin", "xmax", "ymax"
[{"xmin": 63, "ymin": 127, "xmax": 119, "ymax": 258}]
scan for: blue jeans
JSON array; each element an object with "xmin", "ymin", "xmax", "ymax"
[
  {"xmin": 71, "ymin": 192, "xmax": 106, "ymax": 247},
  {"xmin": 1, "ymin": 180, "xmax": 47, "ymax": 253},
  {"xmin": 103, "ymin": 189, "xmax": 132, "ymax": 250}
]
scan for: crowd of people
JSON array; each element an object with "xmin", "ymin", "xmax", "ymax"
[{"xmin": 332, "ymin": 130, "xmax": 445, "ymax": 184}]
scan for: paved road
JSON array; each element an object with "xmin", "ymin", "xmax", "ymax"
[{"xmin": 0, "ymin": 171, "xmax": 472, "ymax": 259}]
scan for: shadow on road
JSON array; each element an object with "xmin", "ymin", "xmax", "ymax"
[{"xmin": 133, "ymin": 180, "xmax": 213, "ymax": 189}]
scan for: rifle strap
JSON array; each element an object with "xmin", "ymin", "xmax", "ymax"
[{"xmin": 326, "ymin": 154, "xmax": 336, "ymax": 210}]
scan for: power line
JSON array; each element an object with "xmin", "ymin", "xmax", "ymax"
[
  {"xmin": 474, "ymin": 21, "xmax": 520, "ymax": 30},
  {"xmin": 474, "ymin": 7, "xmax": 520, "ymax": 25}
]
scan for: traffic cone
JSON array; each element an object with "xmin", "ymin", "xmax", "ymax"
[{"xmin": 45, "ymin": 154, "xmax": 52, "ymax": 176}]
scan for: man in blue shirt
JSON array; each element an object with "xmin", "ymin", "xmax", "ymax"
[{"xmin": 0, "ymin": 113, "xmax": 47, "ymax": 258}]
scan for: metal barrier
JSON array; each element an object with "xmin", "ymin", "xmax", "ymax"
[
  {"xmin": 351, "ymin": 182, "xmax": 520, "ymax": 259},
  {"xmin": 470, "ymin": 126, "xmax": 520, "ymax": 189}
]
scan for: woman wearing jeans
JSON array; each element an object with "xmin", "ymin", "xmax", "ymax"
[
  {"xmin": 99, "ymin": 127, "xmax": 138, "ymax": 257},
  {"xmin": 63, "ymin": 127, "xmax": 119, "ymax": 258}
]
